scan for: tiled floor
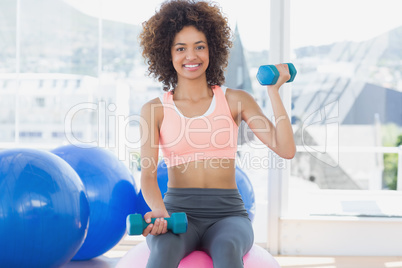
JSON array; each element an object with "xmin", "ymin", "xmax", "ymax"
[{"xmin": 61, "ymin": 240, "xmax": 402, "ymax": 268}]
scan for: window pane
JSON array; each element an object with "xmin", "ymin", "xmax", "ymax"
[
  {"xmin": 20, "ymin": 0, "xmax": 98, "ymax": 75},
  {"xmin": 16, "ymin": 0, "xmax": 99, "ymax": 145},
  {"xmin": 100, "ymin": 19, "xmax": 140, "ymax": 151},
  {"xmin": 290, "ymin": 0, "xmax": 402, "ymax": 196},
  {"xmin": 0, "ymin": 0, "xmax": 16, "ymax": 73},
  {"xmin": 0, "ymin": 0, "xmax": 16, "ymax": 143}
]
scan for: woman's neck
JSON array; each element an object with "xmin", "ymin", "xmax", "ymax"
[{"xmin": 174, "ymin": 79, "xmax": 211, "ymax": 101}]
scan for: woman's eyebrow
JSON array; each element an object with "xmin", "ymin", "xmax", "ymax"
[
  {"xmin": 173, "ymin": 40, "xmax": 207, "ymax": 46},
  {"xmin": 173, "ymin": 42, "xmax": 186, "ymax": 46}
]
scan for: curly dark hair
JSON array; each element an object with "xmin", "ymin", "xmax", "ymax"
[{"xmin": 139, "ymin": 0, "xmax": 233, "ymax": 91}]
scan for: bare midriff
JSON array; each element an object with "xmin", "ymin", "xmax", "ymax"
[{"xmin": 167, "ymin": 158, "xmax": 237, "ymax": 189}]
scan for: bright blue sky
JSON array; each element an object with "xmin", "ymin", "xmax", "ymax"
[{"xmin": 64, "ymin": 0, "xmax": 402, "ymax": 51}]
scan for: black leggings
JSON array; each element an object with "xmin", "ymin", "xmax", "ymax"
[{"xmin": 146, "ymin": 188, "xmax": 254, "ymax": 268}]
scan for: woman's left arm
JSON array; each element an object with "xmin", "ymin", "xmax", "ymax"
[{"xmin": 228, "ymin": 64, "xmax": 296, "ymax": 159}]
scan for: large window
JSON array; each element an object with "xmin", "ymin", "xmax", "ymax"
[
  {"xmin": 281, "ymin": 0, "xmax": 402, "ymax": 255},
  {"xmin": 290, "ymin": 0, "xmax": 402, "ymax": 191},
  {"xmin": 289, "ymin": 0, "xmax": 402, "ymax": 208}
]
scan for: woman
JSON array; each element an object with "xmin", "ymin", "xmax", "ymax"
[{"xmin": 138, "ymin": 0, "xmax": 296, "ymax": 267}]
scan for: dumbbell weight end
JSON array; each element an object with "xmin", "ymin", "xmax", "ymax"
[{"xmin": 256, "ymin": 63, "xmax": 297, "ymax": 86}]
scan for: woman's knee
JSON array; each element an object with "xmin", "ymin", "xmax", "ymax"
[
  {"xmin": 208, "ymin": 237, "xmax": 246, "ymax": 268},
  {"xmin": 210, "ymin": 237, "xmax": 241, "ymax": 255}
]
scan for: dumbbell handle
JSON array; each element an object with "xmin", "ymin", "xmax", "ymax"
[
  {"xmin": 256, "ymin": 63, "xmax": 297, "ymax": 86},
  {"xmin": 149, "ymin": 216, "xmax": 172, "ymax": 227}
]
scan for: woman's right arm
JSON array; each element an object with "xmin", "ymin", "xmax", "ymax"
[{"xmin": 140, "ymin": 98, "xmax": 169, "ymax": 236}]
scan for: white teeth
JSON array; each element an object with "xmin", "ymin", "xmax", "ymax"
[{"xmin": 185, "ymin": 64, "xmax": 199, "ymax": 68}]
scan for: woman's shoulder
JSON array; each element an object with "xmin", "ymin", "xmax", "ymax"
[
  {"xmin": 148, "ymin": 96, "xmax": 163, "ymax": 105},
  {"xmin": 141, "ymin": 97, "xmax": 162, "ymax": 110},
  {"xmin": 140, "ymin": 97, "xmax": 164, "ymax": 120},
  {"xmin": 220, "ymin": 87, "xmax": 255, "ymax": 118},
  {"xmin": 224, "ymin": 87, "xmax": 255, "ymax": 104}
]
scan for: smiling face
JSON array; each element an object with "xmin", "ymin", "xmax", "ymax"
[{"xmin": 171, "ymin": 26, "xmax": 209, "ymax": 85}]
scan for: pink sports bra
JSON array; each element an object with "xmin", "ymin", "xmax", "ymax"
[{"xmin": 159, "ymin": 86, "xmax": 238, "ymax": 167}]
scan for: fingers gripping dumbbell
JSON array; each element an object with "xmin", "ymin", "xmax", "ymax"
[
  {"xmin": 256, "ymin": 63, "xmax": 297, "ymax": 86},
  {"xmin": 126, "ymin": 212, "xmax": 188, "ymax": 235}
]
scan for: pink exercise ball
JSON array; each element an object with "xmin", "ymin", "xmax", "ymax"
[{"xmin": 116, "ymin": 241, "xmax": 281, "ymax": 268}]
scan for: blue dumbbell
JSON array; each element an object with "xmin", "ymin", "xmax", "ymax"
[
  {"xmin": 126, "ymin": 212, "xmax": 188, "ymax": 235},
  {"xmin": 256, "ymin": 63, "xmax": 297, "ymax": 86}
]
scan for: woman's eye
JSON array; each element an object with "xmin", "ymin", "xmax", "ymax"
[
  {"xmin": 197, "ymin": 46, "xmax": 205, "ymax": 50},
  {"xmin": 176, "ymin": 47, "xmax": 185, "ymax": 52}
]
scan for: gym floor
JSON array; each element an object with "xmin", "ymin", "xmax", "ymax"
[{"xmin": 60, "ymin": 239, "xmax": 402, "ymax": 268}]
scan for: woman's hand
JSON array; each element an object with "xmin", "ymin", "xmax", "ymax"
[
  {"xmin": 142, "ymin": 209, "xmax": 170, "ymax": 237},
  {"xmin": 268, "ymin": 63, "xmax": 291, "ymax": 92}
]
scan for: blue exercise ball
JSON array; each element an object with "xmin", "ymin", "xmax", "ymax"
[
  {"xmin": 0, "ymin": 148, "xmax": 90, "ymax": 268},
  {"xmin": 136, "ymin": 161, "xmax": 255, "ymax": 221},
  {"xmin": 51, "ymin": 145, "xmax": 138, "ymax": 260}
]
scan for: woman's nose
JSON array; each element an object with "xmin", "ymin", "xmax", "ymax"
[{"xmin": 185, "ymin": 50, "xmax": 197, "ymax": 60}]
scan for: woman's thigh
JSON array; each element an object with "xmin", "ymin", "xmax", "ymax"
[{"xmin": 200, "ymin": 216, "xmax": 254, "ymax": 257}]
